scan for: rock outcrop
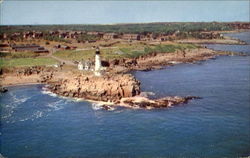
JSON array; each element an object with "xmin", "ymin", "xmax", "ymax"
[
  {"xmin": 48, "ymin": 74, "xmax": 141, "ymax": 102},
  {"xmin": 120, "ymin": 96, "xmax": 201, "ymax": 109},
  {"xmin": 107, "ymin": 48, "xmax": 217, "ymax": 73},
  {"xmin": 0, "ymin": 86, "xmax": 8, "ymax": 93},
  {"xmin": 46, "ymin": 72, "xmax": 201, "ymax": 109}
]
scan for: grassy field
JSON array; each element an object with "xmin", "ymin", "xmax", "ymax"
[
  {"xmin": 0, "ymin": 43, "xmax": 198, "ymax": 68},
  {"xmin": 0, "ymin": 51, "xmax": 40, "ymax": 59},
  {"xmin": 0, "ymin": 57, "xmax": 58, "ymax": 68},
  {"xmin": 53, "ymin": 43, "xmax": 198, "ymax": 61}
]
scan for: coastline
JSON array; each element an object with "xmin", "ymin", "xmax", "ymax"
[
  {"xmin": 1, "ymin": 33, "xmax": 248, "ymax": 109},
  {"xmin": 1, "ymin": 47, "xmax": 218, "ymax": 87},
  {"xmin": 1, "ymin": 50, "xmax": 245, "ymax": 88},
  {"xmin": 0, "ymin": 47, "xmax": 225, "ymax": 109},
  {"xmin": 176, "ymin": 30, "xmax": 250, "ymax": 45},
  {"xmin": 176, "ymin": 38, "xmax": 246, "ymax": 45}
]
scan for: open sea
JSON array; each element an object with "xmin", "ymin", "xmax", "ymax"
[{"xmin": 1, "ymin": 32, "xmax": 250, "ymax": 158}]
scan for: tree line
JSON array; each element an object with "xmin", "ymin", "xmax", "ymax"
[{"xmin": 0, "ymin": 22, "xmax": 235, "ymax": 35}]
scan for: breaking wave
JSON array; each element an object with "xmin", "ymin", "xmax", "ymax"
[
  {"xmin": 140, "ymin": 91, "xmax": 156, "ymax": 98},
  {"xmin": 2, "ymin": 91, "xmax": 67, "ymax": 124},
  {"xmin": 1, "ymin": 93, "xmax": 32, "ymax": 120},
  {"xmin": 91, "ymin": 102, "xmax": 115, "ymax": 111},
  {"xmin": 91, "ymin": 103, "xmax": 103, "ymax": 110},
  {"xmin": 41, "ymin": 87, "xmax": 84, "ymax": 102},
  {"xmin": 11, "ymin": 111, "xmax": 44, "ymax": 123},
  {"xmin": 45, "ymin": 100, "xmax": 65, "ymax": 111},
  {"xmin": 41, "ymin": 89, "xmax": 58, "ymax": 97},
  {"xmin": 10, "ymin": 92, "xmax": 32, "ymax": 104}
]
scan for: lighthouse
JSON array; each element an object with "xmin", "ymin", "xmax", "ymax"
[{"xmin": 94, "ymin": 47, "xmax": 102, "ymax": 76}]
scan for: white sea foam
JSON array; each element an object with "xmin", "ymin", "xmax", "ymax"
[
  {"xmin": 71, "ymin": 98, "xmax": 85, "ymax": 102},
  {"xmin": 140, "ymin": 91, "xmax": 156, "ymax": 97},
  {"xmin": 17, "ymin": 111, "xmax": 44, "ymax": 122},
  {"xmin": 107, "ymin": 107, "xmax": 115, "ymax": 111},
  {"xmin": 19, "ymin": 117, "xmax": 30, "ymax": 122},
  {"xmin": 2, "ymin": 93, "xmax": 32, "ymax": 120},
  {"xmin": 41, "ymin": 90, "xmax": 58, "ymax": 97},
  {"xmin": 91, "ymin": 103, "xmax": 103, "ymax": 110},
  {"xmin": 9, "ymin": 92, "xmax": 31, "ymax": 105},
  {"xmin": 1, "ymin": 104, "xmax": 16, "ymax": 119},
  {"xmin": 1, "ymin": 109, "xmax": 14, "ymax": 119},
  {"xmin": 169, "ymin": 61, "xmax": 181, "ymax": 64},
  {"xmin": 32, "ymin": 111, "xmax": 44, "ymax": 119},
  {"xmin": 91, "ymin": 102, "xmax": 115, "ymax": 111},
  {"xmin": 45, "ymin": 100, "xmax": 65, "ymax": 111}
]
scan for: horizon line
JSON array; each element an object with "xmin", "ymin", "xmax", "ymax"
[{"xmin": 1, "ymin": 21, "xmax": 250, "ymax": 26}]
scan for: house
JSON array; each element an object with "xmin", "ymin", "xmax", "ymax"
[
  {"xmin": 103, "ymin": 33, "xmax": 118, "ymax": 40},
  {"xmin": 3, "ymin": 33, "xmax": 7, "ymax": 39},
  {"xmin": 78, "ymin": 61, "xmax": 84, "ymax": 70},
  {"xmin": 87, "ymin": 32, "xmax": 99, "ymax": 35},
  {"xmin": 84, "ymin": 60, "xmax": 92, "ymax": 70},
  {"xmin": 87, "ymin": 32, "xmax": 104, "ymax": 37},
  {"xmin": 198, "ymin": 32, "xmax": 221, "ymax": 39},
  {"xmin": 122, "ymin": 34, "xmax": 141, "ymax": 41},
  {"xmin": 140, "ymin": 34, "xmax": 155, "ymax": 41},
  {"xmin": 229, "ymin": 22, "xmax": 250, "ymax": 30}
]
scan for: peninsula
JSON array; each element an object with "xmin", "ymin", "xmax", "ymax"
[{"xmin": 1, "ymin": 22, "xmax": 249, "ymax": 109}]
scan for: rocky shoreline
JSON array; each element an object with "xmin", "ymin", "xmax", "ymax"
[
  {"xmin": 119, "ymin": 96, "xmax": 201, "ymax": 109},
  {"xmin": 47, "ymin": 74, "xmax": 140, "ymax": 103},
  {"xmin": 45, "ymin": 73, "xmax": 202, "ymax": 109},
  {"xmin": 0, "ymin": 47, "xmax": 232, "ymax": 109},
  {"xmin": 108, "ymin": 48, "xmax": 218, "ymax": 73},
  {"xmin": 176, "ymin": 38, "xmax": 247, "ymax": 45}
]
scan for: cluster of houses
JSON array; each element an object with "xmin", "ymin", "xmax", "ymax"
[
  {"xmin": 0, "ymin": 29, "xmax": 226, "ymax": 43},
  {"xmin": 11, "ymin": 44, "xmax": 49, "ymax": 53},
  {"xmin": 229, "ymin": 22, "xmax": 250, "ymax": 30},
  {"xmin": 0, "ymin": 30, "xmax": 166, "ymax": 42},
  {"xmin": 191, "ymin": 32, "xmax": 223, "ymax": 39},
  {"xmin": 0, "ymin": 31, "xmax": 43, "ymax": 40}
]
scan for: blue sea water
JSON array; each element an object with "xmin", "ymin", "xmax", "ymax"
[
  {"xmin": 205, "ymin": 31, "xmax": 250, "ymax": 53},
  {"xmin": 1, "ymin": 32, "xmax": 250, "ymax": 158}
]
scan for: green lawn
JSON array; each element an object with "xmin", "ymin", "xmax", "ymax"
[
  {"xmin": 0, "ymin": 57, "xmax": 58, "ymax": 68},
  {"xmin": 0, "ymin": 51, "xmax": 39, "ymax": 59},
  {"xmin": 53, "ymin": 43, "xmax": 198, "ymax": 61}
]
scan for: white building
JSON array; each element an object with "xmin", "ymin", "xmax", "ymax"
[
  {"xmin": 78, "ymin": 61, "xmax": 83, "ymax": 70},
  {"xmin": 84, "ymin": 60, "xmax": 91, "ymax": 70}
]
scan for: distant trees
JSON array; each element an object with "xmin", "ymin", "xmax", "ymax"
[
  {"xmin": 0, "ymin": 22, "xmax": 235, "ymax": 35},
  {"xmin": 43, "ymin": 34, "xmax": 70, "ymax": 43}
]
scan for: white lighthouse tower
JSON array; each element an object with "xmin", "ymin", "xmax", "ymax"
[{"xmin": 94, "ymin": 47, "xmax": 102, "ymax": 76}]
